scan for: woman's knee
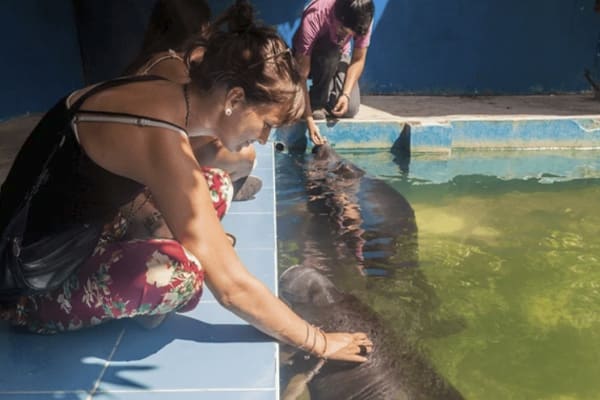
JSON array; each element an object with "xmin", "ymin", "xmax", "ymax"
[
  {"xmin": 111, "ymin": 239, "xmax": 205, "ymax": 314},
  {"xmin": 201, "ymin": 166, "xmax": 234, "ymax": 218},
  {"xmin": 236, "ymin": 144, "xmax": 257, "ymax": 178},
  {"xmin": 344, "ymin": 84, "xmax": 361, "ymax": 118},
  {"xmin": 214, "ymin": 143, "xmax": 256, "ymax": 181}
]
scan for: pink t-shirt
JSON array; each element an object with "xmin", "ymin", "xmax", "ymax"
[{"xmin": 293, "ymin": 0, "xmax": 372, "ymax": 56}]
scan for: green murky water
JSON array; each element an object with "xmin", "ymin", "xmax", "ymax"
[{"xmin": 277, "ymin": 149, "xmax": 600, "ymax": 400}]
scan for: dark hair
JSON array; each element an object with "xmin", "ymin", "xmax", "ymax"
[
  {"xmin": 189, "ymin": 0, "xmax": 304, "ymax": 125},
  {"xmin": 333, "ymin": 0, "xmax": 374, "ymax": 37},
  {"xmin": 125, "ymin": 0, "xmax": 211, "ymax": 74}
]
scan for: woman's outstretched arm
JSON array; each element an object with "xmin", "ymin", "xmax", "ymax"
[{"xmin": 137, "ymin": 129, "xmax": 371, "ymax": 362}]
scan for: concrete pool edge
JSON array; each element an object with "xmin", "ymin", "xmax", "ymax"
[{"xmin": 273, "ymin": 116, "xmax": 600, "ymax": 154}]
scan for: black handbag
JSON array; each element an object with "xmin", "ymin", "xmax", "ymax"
[
  {"xmin": 0, "ymin": 133, "xmax": 101, "ymax": 300},
  {"xmin": 0, "ymin": 76, "xmax": 166, "ymax": 301}
]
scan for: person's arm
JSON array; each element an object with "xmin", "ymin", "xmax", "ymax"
[
  {"xmin": 129, "ymin": 129, "xmax": 368, "ymax": 361},
  {"xmin": 293, "ymin": 5, "xmax": 328, "ymax": 145},
  {"xmin": 296, "ymin": 53, "xmax": 326, "ymax": 145},
  {"xmin": 73, "ymin": 79, "xmax": 371, "ymax": 361},
  {"xmin": 331, "ymin": 47, "xmax": 368, "ymax": 117}
]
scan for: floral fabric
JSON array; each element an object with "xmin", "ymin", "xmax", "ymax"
[{"xmin": 1, "ymin": 167, "xmax": 233, "ymax": 334}]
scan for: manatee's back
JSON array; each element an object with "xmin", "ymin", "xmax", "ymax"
[
  {"xmin": 298, "ymin": 295, "xmax": 463, "ymax": 400},
  {"xmin": 279, "ymin": 266, "xmax": 464, "ymax": 400}
]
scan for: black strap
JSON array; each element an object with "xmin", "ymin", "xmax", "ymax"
[
  {"xmin": 25, "ymin": 76, "xmax": 172, "ymax": 201},
  {"xmin": 68, "ymin": 74, "xmax": 187, "ymax": 134},
  {"xmin": 69, "ymin": 75, "xmax": 166, "ymax": 113}
]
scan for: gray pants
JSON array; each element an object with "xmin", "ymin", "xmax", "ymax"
[{"xmin": 308, "ymin": 37, "xmax": 360, "ymax": 118}]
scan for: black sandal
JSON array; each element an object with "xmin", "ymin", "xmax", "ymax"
[
  {"xmin": 226, "ymin": 232, "xmax": 237, "ymax": 247},
  {"xmin": 232, "ymin": 175, "xmax": 263, "ymax": 201}
]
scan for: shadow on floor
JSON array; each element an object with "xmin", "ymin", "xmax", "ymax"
[{"xmin": 1, "ymin": 313, "xmax": 271, "ymax": 392}]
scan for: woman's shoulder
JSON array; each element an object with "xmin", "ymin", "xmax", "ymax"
[
  {"xmin": 69, "ymin": 79, "xmax": 189, "ymax": 187},
  {"xmin": 66, "ymin": 81, "xmax": 104, "ymax": 109}
]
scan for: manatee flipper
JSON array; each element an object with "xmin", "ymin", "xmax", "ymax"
[{"xmin": 282, "ymin": 372, "xmax": 312, "ymax": 400}]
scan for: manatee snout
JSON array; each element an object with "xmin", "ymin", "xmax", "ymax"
[
  {"xmin": 279, "ymin": 265, "xmax": 343, "ymax": 307},
  {"xmin": 311, "ymin": 143, "xmax": 335, "ymax": 160},
  {"xmin": 311, "ymin": 144, "xmax": 365, "ymax": 179}
]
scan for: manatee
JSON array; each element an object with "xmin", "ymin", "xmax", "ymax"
[{"xmin": 304, "ymin": 143, "xmax": 419, "ymax": 276}]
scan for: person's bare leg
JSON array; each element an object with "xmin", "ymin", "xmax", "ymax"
[
  {"xmin": 192, "ymin": 138, "xmax": 262, "ymax": 201},
  {"xmin": 192, "ymin": 137, "xmax": 256, "ymax": 181}
]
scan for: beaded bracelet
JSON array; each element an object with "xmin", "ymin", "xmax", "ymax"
[{"xmin": 341, "ymin": 92, "xmax": 351, "ymax": 101}]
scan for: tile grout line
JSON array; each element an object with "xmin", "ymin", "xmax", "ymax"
[
  {"xmin": 270, "ymin": 145, "xmax": 281, "ymax": 400},
  {"xmin": 199, "ymin": 299, "xmax": 220, "ymax": 304},
  {"xmin": 93, "ymin": 387, "xmax": 277, "ymax": 393},
  {"xmin": 0, "ymin": 388, "xmax": 277, "ymax": 395},
  {"xmin": 87, "ymin": 327, "xmax": 126, "ymax": 400},
  {"xmin": 0, "ymin": 390, "xmax": 89, "ymax": 395},
  {"xmin": 228, "ymin": 247, "xmax": 276, "ymax": 251},
  {"xmin": 226, "ymin": 211, "xmax": 274, "ymax": 215}
]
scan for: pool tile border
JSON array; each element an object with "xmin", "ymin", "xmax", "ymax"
[{"xmin": 274, "ymin": 117, "xmax": 600, "ymax": 153}]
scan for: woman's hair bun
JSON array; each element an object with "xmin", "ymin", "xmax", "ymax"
[{"xmin": 227, "ymin": 0, "xmax": 255, "ymax": 33}]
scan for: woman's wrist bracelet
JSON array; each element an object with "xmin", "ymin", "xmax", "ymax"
[
  {"xmin": 298, "ymin": 324, "xmax": 328, "ymax": 358},
  {"xmin": 317, "ymin": 327, "xmax": 328, "ymax": 358},
  {"xmin": 298, "ymin": 323, "xmax": 311, "ymax": 351},
  {"xmin": 307, "ymin": 325, "xmax": 318, "ymax": 354},
  {"xmin": 341, "ymin": 92, "xmax": 350, "ymax": 101}
]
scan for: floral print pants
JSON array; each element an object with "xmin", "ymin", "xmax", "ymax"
[{"xmin": 1, "ymin": 167, "xmax": 233, "ymax": 334}]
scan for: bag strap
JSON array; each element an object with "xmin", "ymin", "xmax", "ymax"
[{"xmin": 24, "ymin": 137, "xmax": 63, "ymax": 201}]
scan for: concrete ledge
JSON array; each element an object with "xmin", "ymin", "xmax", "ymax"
[{"xmin": 273, "ymin": 95, "xmax": 600, "ymax": 153}]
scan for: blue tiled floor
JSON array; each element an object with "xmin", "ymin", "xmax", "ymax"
[{"xmin": 0, "ymin": 143, "xmax": 280, "ymax": 400}]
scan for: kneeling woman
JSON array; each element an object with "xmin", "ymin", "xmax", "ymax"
[{"xmin": 0, "ymin": 1, "xmax": 371, "ymax": 362}]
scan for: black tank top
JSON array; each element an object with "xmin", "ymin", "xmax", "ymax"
[{"xmin": 0, "ymin": 76, "xmax": 186, "ymax": 245}]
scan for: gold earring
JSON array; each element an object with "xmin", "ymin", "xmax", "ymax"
[{"xmin": 225, "ymin": 108, "xmax": 232, "ymax": 116}]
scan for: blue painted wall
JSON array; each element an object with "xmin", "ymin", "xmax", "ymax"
[
  {"xmin": 72, "ymin": 0, "xmax": 154, "ymax": 85},
  {"xmin": 2, "ymin": 0, "xmax": 600, "ymax": 120},
  {"xmin": 0, "ymin": 1, "xmax": 83, "ymax": 120},
  {"xmin": 361, "ymin": 0, "xmax": 600, "ymax": 94},
  {"xmin": 233, "ymin": 0, "xmax": 600, "ymax": 95}
]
